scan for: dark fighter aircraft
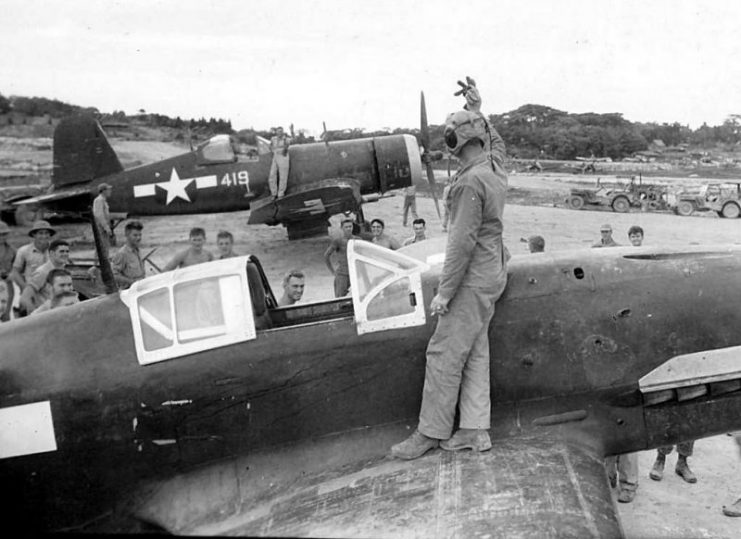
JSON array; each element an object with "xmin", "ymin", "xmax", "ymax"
[
  {"xmin": 3, "ymin": 238, "xmax": 741, "ymax": 535},
  {"xmin": 13, "ymin": 115, "xmax": 424, "ymax": 239}
]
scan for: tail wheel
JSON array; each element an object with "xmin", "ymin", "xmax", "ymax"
[
  {"xmin": 722, "ymin": 202, "xmax": 741, "ymax": 219},
  {"xmin": 568, "ymin": 195, "xmax": 585, "ymax": 210},
  {"xmin": 611, "ymin": 196, "xmax": 630, "ymax": 213},
  {"xmin": 676, "ymin": 201, "xmax": 695, "ymax": 217}
]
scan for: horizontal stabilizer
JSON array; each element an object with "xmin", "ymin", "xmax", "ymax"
[
  {"xmin": 248, "ymin": 179, "xmax": 361, "ymax": 226},
  {"xmin": 13, "ymin": 187, "xmax": 92, "ymax": 206}
]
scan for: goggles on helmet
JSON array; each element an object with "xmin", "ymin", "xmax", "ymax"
[{"xmin": 444, "ymin": 111, "xmax": 487, "ymax": 155}]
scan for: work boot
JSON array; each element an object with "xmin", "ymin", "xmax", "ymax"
[
  {"xmin": 723, "ymin": 498, "xmax": 741, "ymax": 517},
  {"xmin": 649, "ymin": 455, "xmax": 665, "ymax": 481},
  {"xmin": 675, "ymin": 457, "xmax": 697, "ymax": 483},
  {"xmin": 617, "ymin": 488, "xmax": 636, "ymax": 503},
  {"xmin": 440, "ymin": 429, "xmax": 492, "ymax": 452},
  {"xmin": 390, "ymin": 430, "xmax": 439, "ymax": 460}
]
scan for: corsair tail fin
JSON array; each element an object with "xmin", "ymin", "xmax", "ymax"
[{"xmin": 53, "ymin": 115, "xmax": 123, "ymax": 188}]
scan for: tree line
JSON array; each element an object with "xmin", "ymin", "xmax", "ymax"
[
  {"xmin": 484, "ymin": 104, "xmax": 741, "ymax": 160},
  {"xmin": 2, "ymin": 93, "xmax": 740, "ymax": 159}
]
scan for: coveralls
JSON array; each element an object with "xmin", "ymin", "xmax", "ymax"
[
  {"xmin": 658, "ymin": 441, "xmax": 695, "ymax": 458},
  {"xmin": 268, "ymin": 134, "xmax": 291, "ymax": 197},
  {"xmin": 418, "ymin": 152, "xmax": 508, "ymax": 439},
  {"xmin": 606, "ymin": 453, "xmax": 639, "ymax": 493}
]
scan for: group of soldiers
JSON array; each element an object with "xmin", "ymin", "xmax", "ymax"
[
  {"xmin": 0, "ymin": 220, "xmax": 79, "ymax": 320},
  {"xmin": 0, "ymin": 213, "xmax": 310, "ymax": 321},
  {"xmin": 107, "ymin": 223, "xmax": 306, "ymax": 308}
]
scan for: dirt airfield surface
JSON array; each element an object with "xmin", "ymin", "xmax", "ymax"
[{"xmin": 13, "ymin": 172, "xmax": 741, "ymax": 538}]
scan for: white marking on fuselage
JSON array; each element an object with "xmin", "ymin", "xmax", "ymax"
[
  {"xmin": 195, "ymin": 175, "xmax": 217, "ymax": 189},
  {"xmin": 162, "ymin": 399, "xmax": 193, "ymax": 406},
  {"xmin": 134, "ymin": 184, "xmax": 156, "ymax": 197},
  {"xmin": 152, "ymin": 439, "xmax": 177, "ymax": 445},
  {"xmin": 0, "ymin": 401, "xmax": 57, "ymax": 459},
  {"xmin": 133, "ymin": 168, "xmax": 219, "ymax": 204},
  {"xmin": 304, "ymin": 199, "xmax": 326, "ymax": 215}
]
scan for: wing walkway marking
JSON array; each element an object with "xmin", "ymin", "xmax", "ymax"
[{"xmin": 560, "ymin": 447, "xmax": 600, "ymax": 539}]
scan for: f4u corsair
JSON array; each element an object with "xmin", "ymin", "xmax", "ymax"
[
  {"xmin": 15, "ymin": 116, "xmax": 422, "ymax": 239},
  {"xmin": 3, "ymin": 239, "xmax": 741, "ymax": 535}
]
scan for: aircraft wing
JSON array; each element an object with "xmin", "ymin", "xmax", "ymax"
[
  {"xmin": 13, "ymin": 187, "xmax": 92, "ymax": 211},
  {"xmin": 132, "ymin": 425, "xmax": 622, "ymax": 537},
  {"xmin": 247, "ymin": 178, "xmax": 361, "ymax": 226}
]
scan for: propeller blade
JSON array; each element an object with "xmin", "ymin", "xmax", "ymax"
[
  {"xmin": 420, "ymin": 91, "xmax": 441, "ymax": 219},
  {"xmin": 420, "ymin": 91, "xmax": 430, "ymax": 151},
  {"xmin": 426, "ymin": 161, "xmax": 441, "ymax": 219}
]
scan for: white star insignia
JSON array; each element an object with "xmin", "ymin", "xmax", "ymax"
[{"xmin": 158, "ymin": 168, "xmax": 193, "ymax": 204}]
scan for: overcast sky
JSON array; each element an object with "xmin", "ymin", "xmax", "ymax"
[{"xmin": 2, "ymin": 0, "xmax": 739, "ymax": 133}]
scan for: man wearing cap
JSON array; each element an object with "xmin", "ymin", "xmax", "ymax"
[
  {"xmin": 391, "ymin": 105, "xmax": 508, "ymax": 460},
  {"xmin": 111, "ymin": 220, "xmax": 146, "ymax": 289},
  {"xmin": 93, "ymin": 183, "xmax": 114, "ymax": 249},
  {"xmin": 592, "ymin": 224, "xmax": 620, "ymax": 248},
  {"xmin": 20, "ymin": 238, "xmax": 71, "ymax": 314},
  {"xmin": 8, "ymin": 219, "xmax": 54, "ymax": 291},
  {"xmin": 0, "ymin": 221, "xmax": 15, "ymax": 321}
]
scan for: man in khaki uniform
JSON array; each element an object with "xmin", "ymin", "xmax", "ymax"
[
  {"xmin": 111, "ymin": 221, "xmax": 146, "ymax": 289},
  {"xmin": 391, "ymin": 107, "xmax": 508, "ymax": 459},
  {"xmin": 592, "ymin": 224, "xmax": 620, "ymax": 248},
  {"xmin": 268, "ymin": 127, "xmax": 291, "ymax": 198},
  {"xmin": 20, "ymin": 238, "xmax": 71, "ymax": 314},
  {"xmin": 0, "ymin": 221, "xmax": 16, "ymax": 321},
  {"xmin": 93, "ymin": 183, "xmax": 114, "ymax": 250}
]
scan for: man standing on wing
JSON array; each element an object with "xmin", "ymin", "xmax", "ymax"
[{"xmin": 391, "ymin": 106, "xmax": 508, "ymax": 459}]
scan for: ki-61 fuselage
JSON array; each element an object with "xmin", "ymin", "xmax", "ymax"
[{"xmin": 3, "ymin": 239, "xmax": 741, "ymax": 535}]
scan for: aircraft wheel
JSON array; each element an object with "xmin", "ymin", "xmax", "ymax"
[
  {"xmin": 568, "ymin": 195, "xmax": 585, "ymax": 210},
  {"xmin": 676, "ymin": 201, "xmax": 695, "ymax": 217},
  {"xmin": 611, "ymin": 196, "xmax": 630, "ymax": 213},
  {"xmin": 14, "ymin": 204, "xmax": 40, "ymax": 227},
  {"xmin": 722, "ymin": 202, "xmax": 741, "ymax": 219}
]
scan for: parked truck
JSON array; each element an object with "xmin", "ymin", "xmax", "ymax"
[
  {"xmin": 673, "ymin": 182, "xmax": 741, "ymax": 218},
  {"xmin": 567, "ymin": 176, "xmax": 670, "ymax": 213}
]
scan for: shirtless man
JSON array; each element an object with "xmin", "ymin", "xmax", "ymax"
[
  {"xmin": 163, "ymin": 227, "xmax": 214, "ymax": 271},
  {"xmin": 324, "ymin": 219, "xmax": 360, "ymax": 297}
]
